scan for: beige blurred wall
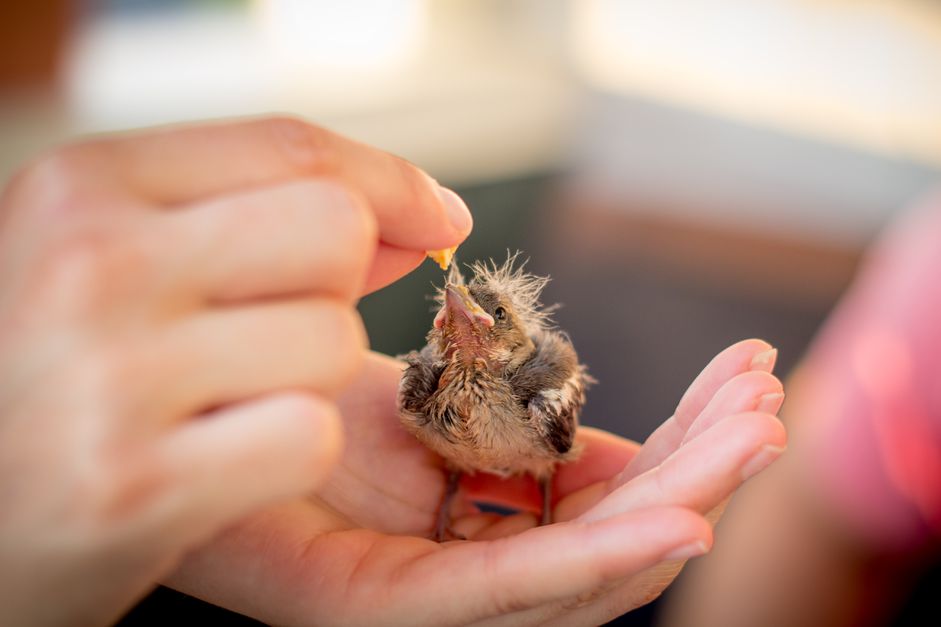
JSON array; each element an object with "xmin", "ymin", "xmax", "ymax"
[{"xmin": 1, "ymin": 0, "xmax": 939, "ymax": 249}]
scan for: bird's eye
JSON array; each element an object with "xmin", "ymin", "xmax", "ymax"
[{"xmin": 494, "ymin": 306, "xmax": 507, "ymax": 322}]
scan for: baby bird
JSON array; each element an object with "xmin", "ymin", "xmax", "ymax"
[{"xmin": 398, "ymin": 256, "xmax": 592, "ymax": 541}]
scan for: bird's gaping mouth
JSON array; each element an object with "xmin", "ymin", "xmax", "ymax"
[
  {"xmin": 434, "ymin": 285, "xmax": 494, "ymax": 329},
  {"xmin": 434, "ymin": 285, "xmax": 495, "ymax": 363}
]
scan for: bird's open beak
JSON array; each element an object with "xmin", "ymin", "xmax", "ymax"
[{"xmin": 434, "ymin": 285, "xmax": 495, "ymax": 329}]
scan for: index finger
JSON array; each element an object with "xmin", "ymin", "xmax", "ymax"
[{"xmin": 91, "ymin": 116, "xmax": 473, "ymax": 252}]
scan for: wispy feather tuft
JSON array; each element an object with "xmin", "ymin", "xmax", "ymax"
[
  {"xmin": 431, "ymin": 252, "xmax": 558, "ymax": 332},
  {"xmin": 470, "ymin": 252, "xmax": 557, "ymax": 333}
]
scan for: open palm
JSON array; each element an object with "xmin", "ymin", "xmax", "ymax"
[{"xmin": 166, "ymin": 340, "xmax": 784, "ymax": 626}]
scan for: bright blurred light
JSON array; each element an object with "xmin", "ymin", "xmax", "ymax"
[
  {"xmin": 572, "ymin": 0, "xmax": 941, "ymax": 167},
  {"xmin": 66, "ymin": 0, "xmax": 429, "ymax": 131},
  {"xmin": 255, "ymin": 0, "xmax": 426, "ymax": 72}
]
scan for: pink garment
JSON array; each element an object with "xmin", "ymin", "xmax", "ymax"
[{"xmin": 803, "ymin": 196, "xmax": 941, "ymax": 549}]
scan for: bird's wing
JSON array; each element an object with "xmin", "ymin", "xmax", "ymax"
[
  {"xmin": 510, "ymin": 331, "xmax": 590, "ymax": 455},
  {"xmin": 397, "ymin": 346, "xmax": 444, "ymax": 422}
]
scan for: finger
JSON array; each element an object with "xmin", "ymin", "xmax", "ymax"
[
  {"xmin": 573, "ymin": 412, "xmax": 786, "ymax": 524},
  {"xmin": 95, "ymin": 117, "xmax": 473, "ymax": 250},
  {"xmin": 152, "ymin": 299, "xmax": 367, "ymax": 419},
  {"xmin": 467, "ymin": 512, "xmax": 538, "ymax": 541},
  {"xmin": 461, "ymin": 428, "xmax": 641, "ymax": 513},
  {"xmin": 396, "ymin": 506, "xmax": 712, "ymax": 625},
  {"xmin": 538, "ymin": 562, "xmax": 685, "ymax": 627},
  {"xmin": 539, "ymin": 495, "xmax": 732, "ymax": 626},
  {"xmin": 151, "ymin": 393, "xmax": 343, "ymax": 545},
  {"xmin": 169, "ymin": 179, "xmax": 376, "ymax": 302},
  {"xmin": 164, "ymin": 504, "xmax": 709, "ymax": 627},
  {"xmin": 361, "ymin": 244, "xmax": 424, "ymax": 295},
  {"xmin": 623, "ymin": 339, "xmax": 777, "ymax": 479},
  {"xmin": 676, "ymin": 339, "xmax": 777, "ymax": 429},
  {"xmin": 680, "ymin": 371, "xmax": 783, "ymax": 445}
]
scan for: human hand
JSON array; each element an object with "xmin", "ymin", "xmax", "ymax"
[
  {"xmin": 165, "ymin": 339, "xmax": 786, "ymax": 626},
  {"xmin": 0, "ymin": 117, "xmax": 471, "ymax": 626}
]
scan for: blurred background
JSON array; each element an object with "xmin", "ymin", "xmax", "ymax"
[{"xmin": 2, "ymin": 1, "xmax": 940, "ymax": 625}]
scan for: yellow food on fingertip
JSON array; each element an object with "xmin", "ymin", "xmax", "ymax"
[{"xmin": 426, "ymin": 246, "xmax": 457, "ymax": 270}]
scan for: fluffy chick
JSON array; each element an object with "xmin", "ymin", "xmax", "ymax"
[{"xmin": 398, "ymin": 256, "xmax": 592, "ymax": 541}]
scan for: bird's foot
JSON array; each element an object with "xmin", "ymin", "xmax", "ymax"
[
  {"xmin": 540, "ymin": 475, "xmax": 554, "ymax": 526},
  {"xmin": 431, "ymin": 523, "xmax": 467, "ymax": 543},
  {"xmin": 432, "ymin": 469, "xmax": 464, "ymax": 542}
]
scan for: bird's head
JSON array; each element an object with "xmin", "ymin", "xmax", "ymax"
[{"xmin": 429, "ymin": 254, "xmax": 554, "ymax": 373}]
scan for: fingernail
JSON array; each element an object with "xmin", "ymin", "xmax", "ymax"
[
  {"xmin": 437, "ymin": 186, "xmax": 473, "ymax": 233},
  {"xmin": 756, "ymin": 391, "xmax": 785, "ymax": 414},
  {"xmin": 665, "ymin": 540, "xmax": 710, "ymax": 561},
  {"xmin": 750, "ymin": 348, "xmax": 777, "ymax": 371},
  {"xmin": 741, "ymin": 444, "xmax": 786, "ymax": 481}
]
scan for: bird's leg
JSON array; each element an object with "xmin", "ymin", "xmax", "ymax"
[
  {"xmin": 433, "ymin": 469, "xmax": 463, "ymax": 542},
  {"xmin": 540, "ymin": 475, "xmax": 553, "ymax": 525}
]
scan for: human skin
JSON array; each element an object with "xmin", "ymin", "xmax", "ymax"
[
  {"xmin": 0, "ymin": 116, "xmax": 472, "ymax": 627},
  {"xmin": 660, "ymin": 198, "xmax": 941, "ymax": 627},
  {"xmin": 165, "ymin": 340, "xmax": 787, "ymax": 626},
  {"xmin": 0, "ymin": 115, "xmax": 788, "ymax": 627}
]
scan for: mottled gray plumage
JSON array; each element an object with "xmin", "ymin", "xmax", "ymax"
[{"xmin": 397, "ymin": 255, "xmax": 592, "ymax": 539}]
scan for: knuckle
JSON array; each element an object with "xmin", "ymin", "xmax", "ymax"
[
  {"xmin": 31, "ymin": 225, "xmax": 157, "ymax": 313},
  {"xmin": 78, "ymin": 347, "xmax": 135, "ymax": 412},
  {"xmin": 265, "ymin": 116, "xmax": 337, "ymax": 174},
  {"xmin": 8, "ymin": 146, "xmax": 93, "ymax": 212},
  {"xmin": 32, "ymin": 232, "xmax": 115, "ymax": 312},
  {"xmin": 79, "ymin": 451, "xmax": 170, "ymax": 540}
]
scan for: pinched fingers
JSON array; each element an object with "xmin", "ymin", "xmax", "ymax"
[{"xmin": 94, "ymin": 117, "xmax": 472, "ymax": 251}]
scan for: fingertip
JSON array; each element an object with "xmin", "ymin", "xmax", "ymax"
[
  {"xmin": 297, "ymin": 392, "xmax": 344, "ymax": 450},
  {"xmin": 756, "ymin": 390, "xmax": 786, "ymax": 415},
  {"xmin": 361, "ymin": 244, "xmax": 425, "ymax": 295},
  {"xmin": 741, "ymin": 443, "xmax": 787, "ymax": 482},
  {"xmin": 273, "ymin": 392, "xmax": 345, "ymax": 489},
  {"xmin": 681, "ymin": 369, "xmax": 784, "ymax": 443},
  {"xmin": 715, "ymin": 411, "xmax": 788, "ymax": 459},
  {"xmin": 650, "ymin": 506, "xmax": 714, "ymax": 555},
  {"xmin": 737, "ymin": 338, "xmax": 774, "ymax": 352},
  {"xmin": 718, "ymin": 338, "xmax": 775, "ymax": 373},
  {"xmin": 721, "ymin": 369, "xmax": 784, "ymax": 396},
  {"xmin": 154, "ymin": 392, "xmax": 346, "ymax": 542},
  {"xmin": 436, "ymin": 185, "xmax": 473, "ymax": 236},
  {"xmin": 307, "ymin": 398, "xmax": 345, "ymax": 485},
  {"xmin": 665, "ymin": 538, "xmax": 712, "ymax": 561},
  {"xmin": 749, "ymin": 346, "xmax": 778, "ymax": 373},
  {"xmin": 312, "ymin": 304, "xmax": 369, "ymax": 393},
  {"xmin": 747, "ymin": 410, "xmax": 788, "ymax": 446}
]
